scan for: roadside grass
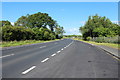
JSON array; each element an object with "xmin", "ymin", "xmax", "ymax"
[
  {"xmin": 73, "ymin": 38, "xmax": 120, "ymax": 49},
  {"xmin": 0, "ymin": 39, "xmax": 59, "ymax": 47}
]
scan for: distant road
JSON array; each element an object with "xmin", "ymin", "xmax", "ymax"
[{"xmin": 2, "ymin": 39, "xmax": 119, "ymax": 78}]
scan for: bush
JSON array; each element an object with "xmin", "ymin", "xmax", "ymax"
[
  {"xmin": 32, "ymin": 27, "xmax": 43, "ymax": 40},
  {"xmin": 2, "ymin": 26, "xmax": 57, "ymax": 41},
  {"xmin": 50, "ymin": 33, "xmax": 56, "ymax": 40},
  {"xmin": 0, "ymin": 27, "xmax": 2, "ymax": 41},
  {"xmin": 90, "ymin": 36, "xmax": 119, "ymax": 43},
  {"xmin": 43, "ymin": 31, "xmax": 50, "ymax": 40},
  {"xmin": 2, "ymin": 26, "xmax": 35, "ymax": 41},
  {"xmin": 86, "ymin": 37, "xmax": 91, "ymax": 41}
]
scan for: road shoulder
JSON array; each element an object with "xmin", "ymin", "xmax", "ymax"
[{"xmin": 74, "ymin": 39, "xmax": 120, "ymax": 60}]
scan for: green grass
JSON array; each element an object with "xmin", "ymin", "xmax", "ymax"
[
  {"xmin": 73, "ymin": 38, "xmax": 120, "ymax": 50},
  {"xmin": 0, "ymin": 39, "xmax": 59, "ymax": 47}
]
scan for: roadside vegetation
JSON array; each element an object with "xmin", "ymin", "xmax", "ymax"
[
  {"xmin": 1, "ymin": 39, "xmax": 59, "ymax": 47},
  {"xmin": 73, "ymin": 38, "xmax": 119, "ymax": 49},
  {"xmin": 78, "ymin": 14, "xmax": 120, "ymax": 49},
  {"xmin": 0, "ymin": 12, "xmax": 65, "ymax": 47},
  {"xmin": 79, "ymin": 14, "xmax": 119, "ymax": 40}
]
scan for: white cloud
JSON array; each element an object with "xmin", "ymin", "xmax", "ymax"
[
  {"xmin": 11, "ymin": 22, "xmax": 14, "ymax": 26},
  {"xmin": 80, "ymin": 21, "xmax": 86, "ymax": 25},
  {"xmin": 111, "ymin": 21, "xmax": 120, "ymax": 24},
  {"xmin": 64, "ymin": 28, "xmax": 81, "ymax": 35}
]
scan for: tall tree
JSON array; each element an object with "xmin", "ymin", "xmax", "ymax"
[
  {"xmin": 80, "ymin": 14, "xmax": 120, "ymax": 40},
  {"xmin": 55, "ymin": 25, "xmax": 65, "ymax": 38},
  {"xmin": 15, "ymin": 12, "xmax": 56, "ymax": 32},
  {"xmin": 14, "ymin": 16, "xmax": 28, "ymax": 27}
]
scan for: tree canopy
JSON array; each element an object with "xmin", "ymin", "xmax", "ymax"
[
  {"xmin": 0, "ymin": 20, "xmax": 12, "ymax": 27},
  {"xmin": 79, "ymin": 14, "xmax": 120, "ymax": 40},
  {"xmin": 1, "ymin": 12, "xmax": 65, "ymax": 41},
  {"xmin": 15, "ymin": 12, "xmax": 56, "ymax": 32}
]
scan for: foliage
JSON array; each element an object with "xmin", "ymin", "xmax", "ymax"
[
  {"xmin": 55, "ymin": 25, "xmax": 65, "ymax": 39},
  {"xmin": 14, "ymin": 16, "xmax": 28, "ymax": 27},
  {"xmin": 73, "ymin": 38, "xmax": 119, "ymax": 49},
  {"xmin": 2, "ymin": 26, "xmax": 35, "ymax": 41},
  {"xmin": 1, "ymin": 39, "xmax": 59, "ymax": 47},
  {"xmin": 79, "ymin": 14, "xmax": 120, "ymax": 40},
  {"xmin": 86, "ymin": 37, "xmax": 91, "ymax": 41},
  {"xmin": 64, "ymin": 35, "xmax": 82, "ymax": 38},
  {"xmin": 90, "ymin": 36, "xmax": 120, "ymax": 43},
  {"xmin": 0, "ymin": 20, "xmax": 12, "ymax": 27},
  {"xmin": 1, "ymin": 12, "xmax": 65, "ymax": 41},
  {"xmin": 2, "ymin": 25, "xmax": 58, "ymax": 41},
  {"xmin": 15, "ymin": 12, "xmax": 56, "ymax": 31}
]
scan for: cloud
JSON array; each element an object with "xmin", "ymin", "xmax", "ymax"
[
  {"xmin": 111, "ymin": 21, "xmax": 120, "ymax": 24},
  {"xmin": 11, "ymin": 22, "xmax": 14, "ymax": 26},
  {"xmin": 64, "ymin": 28, "xmax": 81, "ymax": 35},
  {"xmin": 80, "ymin": 21, "xmax": 86, "ymax": 25}
]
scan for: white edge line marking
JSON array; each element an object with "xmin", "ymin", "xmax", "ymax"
[
  {"xmin": 0, "ymin": 54, "xmax": 14, "ymax": 58},
  {"xmin": 51, "ymin": 53, "xmax": 56, "ymax": 57},
  {"xmin": 41, "ymin": 58, "xmax": 49, "ymax": 63},
  {"xmin": 22, "ymin": 66, "xmax": 36, "ymax": 75}
]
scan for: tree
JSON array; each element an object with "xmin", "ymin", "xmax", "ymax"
[
  {"xmin": 15, "ymin": 12, "xmax": 56, "ymax": 32},
  {"xmin": 43, "ymin": 31, "xmax": 50, "ymax": 40},
  {"xmin": 14, "ymin": 16, "xmax": 28, "ymax": 27},
  {"xmin": 0, "ymin": 20, "xmax": 12, "ymax": 27},
  {"xmin": 2, "ymin": 12, "xmax": 65, "ymax": 41},
  {"xmin": 79, "ymin": 14, "xmax": 120, "ymax": 40},
  {"xmin": 55, "ymin": 25, "xmax": 65, "ymax": 39},
  {"xmin": 2, "ymin": 26, "xmax": 34, "ymax": 41}
]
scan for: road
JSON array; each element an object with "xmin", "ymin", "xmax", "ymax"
[{"xmin": 1, "ymin": 39, "xmax": 119, "ymax": 78}]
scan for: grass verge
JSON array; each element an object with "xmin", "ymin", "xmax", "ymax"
[
  {"xmin": 73, "ymin": 38, "xmax": 120, "ymax": 50},
  {"xmin": 0, "ymin": 39, "xmax": 59, "ymax": 47}
]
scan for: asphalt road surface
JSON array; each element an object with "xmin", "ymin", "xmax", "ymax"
[{"xmin": 1, "ymin": 39, "xmax": 119, "ymax": 78}]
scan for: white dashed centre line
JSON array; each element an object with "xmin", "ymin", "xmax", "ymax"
[
  {"xmin": 0, "ymin": 54, "xmax": 14, "ymax": 58},
  {"xmin": 51, "ymin": 53, "xmax": 56, "ymax": 57},
  {"xmin": 22, "ymin": 66, "xmax": 36, "ymax": 75},
  {"xmin": 57, "ymin": 51, "xmax": 61, "ymax": 53},
  {"xmin": 64, "ymin": 47, "xmax": 67, "ymax": 48},
  {"xmin": 41, "ymin": 58, "xmax": 49, "ymax": 63},
  {"xmin": 40, "ymin": 46, "xmax": 46, "ymax": 48},
  {"xmin": 61, "ymin": 48, "xmax": 64, "ymax": 50}
]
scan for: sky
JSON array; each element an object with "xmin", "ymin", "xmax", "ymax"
[
  {"xmin": 2, "ymin": 2, "xmax": 118, "ymax": 35},
  {"xmin": 1, "ymin": 0, "xmax": 120, "ymax": 2}
]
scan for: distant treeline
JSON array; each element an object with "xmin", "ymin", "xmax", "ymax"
[
  {"xmin": 1, "ymin": 12, "xmax": 65, "ymax": 41},
  {"xmin": 64, "ymin": 35, "xmax": 82, "ymax": 38},
  {"xmin": 79, "ymin": 14, "xmax": 120, "ymax": 41}
]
